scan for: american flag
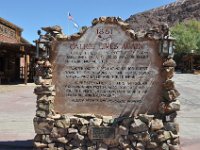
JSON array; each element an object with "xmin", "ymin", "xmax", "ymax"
[
  {"xmin": 68, "ymin": 12, "xmax": 73, "ymax": 20},
  {"xmin": 67, "ymin": 12, "xmax": 79, "ymax": 29}
]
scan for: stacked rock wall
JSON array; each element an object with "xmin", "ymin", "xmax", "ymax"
[{"xmin": 33, "ymin": 17, "xmax": 180, "ymax": 150}]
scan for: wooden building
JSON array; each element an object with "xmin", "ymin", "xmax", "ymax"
[
  {"xmin": 181, "ymin": 54, "xmax": 200, "ymax": 73},
  {"xmin": 0, "ymin": 17, "xmax": 36, "ymax": 84}
]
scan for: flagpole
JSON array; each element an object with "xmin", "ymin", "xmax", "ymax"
[
  {"xmin": 67, "ymin": 12, "xmax": 70, "ymax": 35},
  {"xmin": 68, "ymin": 19, "xmax": 70, "ymax": 35}
]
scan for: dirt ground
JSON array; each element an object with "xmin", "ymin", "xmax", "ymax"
[
  {"xmin": 174, "ymin": 74, "xmax": 200, "ymax": 150},
  {"xmin": 0, "ymin": 84, "xmax": 36, "ymax": 149},
  {"xmin": 0, "ymin": 74, "xmax": 200, "ymax": 149}
]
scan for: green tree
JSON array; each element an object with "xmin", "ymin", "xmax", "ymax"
[{"xmin": 171, "ymin": 20, "xmax": 200, "ymax": 55}]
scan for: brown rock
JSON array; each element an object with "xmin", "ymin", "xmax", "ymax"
[
  {"xmin": 150, "ymin": 119, "xmax": 164, "ymax": 131},
  {"xmin": 89, "ymin": 118, "xmax": 102, "ymax": 126},
  {"xmin": 163, "ymin": 59, "xmax": 176, "ymax": 67},
  {"xmin": 130, "ymin": 119, "xmax": 148, "ymax": 133},
  {"xmin": 51, "ymin": 113, "xmax": 61, "ymax": 119},
  {"xmin": 170, "ymin": 131, "xmax": 179, "ymax": 139},
  {"xmin": 70, "ymin": 116, "xmax": 79, "ymax": 125},
  {"xmin": 34, "ymin": 142, "xmax": 47, "ymax": 148},
  {"xmin": 88, "ymin": 146, "xmax": 97, "ymax": 150},
  {"xmin": 157, "ymin": 130, "xmax": 172, "ymax": 142},
  {"xmin": 33, "ymin": 117, "xmax": 54, "ymax": 134},
  {"xmin": 159, "ymin": 100, "xmax": 180, "ymax": 114},
  {"xmin": 36, "ymin": 109, "xmax": 48, "ymax": 118},
  {"xmin": 171, "ymin": 137, "xmax": 180, "ymax": 145},
  {"xmin": 57, "ymin": 147, "xmax": 65, "ymax": 150},
  {"xmin": 34, "ymin": 134, "xmax": 42, "ymax": 142},
  {"xmin": 57, "ymin": 137, "xmax": 68, "ymax": 144},
  {"xmin": 74, "ymin": 113, "xmax": 96, "ymax": 119},
  {"xmin": 109, "ymin": 148, "xmax": 120, "ymax": 150},
  {"xmin": 136, "ymin": 142, "xmax": 145, "ymax": 150},
  {"xmin": 70, "ymin": 33, "xmax": 81, "ymax": 40},
  {"xmin": 68, "ymin": 128, "xmax": 78, "ymax": 134},
  {"xmin": 74, "ymin": 133, "xmax": 85, "ymax": 141},
  {"xmin": 134, "ymin": 131, "xmax": 150, "ymax": 142},
  {"xmin": 55, "ymin": 117, "xmax": 70, "ymax": 128},
  {"xmin": 163, "ymin": 67, "xmax": 174, "ymax": 79},
  {"xmin": 43, "ymin": 148, "xmax": 51, "ymax": 150},
  {"xmin": 43, "ymin": 73, "xmax": 53, "ymax": 79},
  {"xmin": 42, "ymin": 135, "xmax": 53, "ymax": 143},
  {"xmin": 34, "ymin": 76, "xmax": 45, "ymax": 85},
  {"xmin": 79, "ymin": 118, "xmax": 89, "ymax": 125},
  {"xmin": 117, "ymin": 21, "xmax": 130, "ymax": 30},
  {"xmin": 48, "ymin": 143, "xmax": 55, "ymax": 148},
  {"xmin": 164, "ymin": 122, "xmax": 179, "ymax": 133},
  {"xmin": 65, "ymin": 145, "xmax": 73, "ymax": 150},
  {"xmin": 34, "ymin": 85, "xmax": 55, "ymax": 95},
  {"xmin": 169, "ymin": 144, "xmax": 180, "ymax": 150},
  {"xmin": 56, "ymin": 34, "xmax": 68, "ymax": 40},
  {"xmin": 92, "ymin": 18, "xmax": 99, "ymax": 26},
  {"xmin": 163, "ymin": 80, "xmax": 175, "ymax": 90},
  {"xmin": 161, "ymin": 142, "xmax": 169, "ymax": 150},
  {"xmin": 121, "ymin": 118, "xmax": 134, "ymax": 128},
  {"xmin": 37, "ymin": 102, "xmax": 54, "ymax": 111},
  {"xmin": 157, "ymin": 133, "xmax": 165, "ymax": 142},
  {"xmin": 37, "ymin": 60, "xmax": 45, "ymax": 65},
  {"xmin": 105, "ymin": 17, "xmax": 114, "ymax": 23},
  {"xmin": 119, "ymin": 137, "xmax": 130, "ymax": 149},
  {"xmin": 97, "ymin": 142, "xmax": 108, "ymax": 150},
  {"xmin": 165, "ymin": 112, "xmax": 177, "ymax": 122},
  {"xmin": 126, "ymin": 29, "xmax": 135, "ymax": 38},
  {"xmin": 138, "ymin": 114, "xmax": 154, "ymax": 125},
  {"xmin": 42, "ymin": 25, "xmax": 62, "ymax": 33},
  {"xmin": 163, "ymin": 89, "xmax": 180, "ymax": 101},
  {"xmin": 103, "ymin": 134, "xmax": 120, "ymax": 147},
  {"xmin": 102, "ymin": 116, "xmax": 113, "ymax": 124},
  {"xmin": 164, "ymin": 131, "xmax": 172, "ymax": 140},
  {"xmin": 80, "ymin": 125, "xmax": 88, "ymax": 135},
  {"xmin": 37, "ymin": 95, "xmax": 54, "ymax": 102},
  {"xmin": 70, "ymin": 139, "xmax": 82, "ymax": 147},
  {"xmin": 146, "ymin": 142, "xmax": 158, "ymax": 149},
  {"xmin": 99, "ymin": 16, "xmax": 107, "ymax": 23},
  {"xmin": 168, "ymin": 100, "xmax": 180, "ymax": 113},
  {"xmin": 118, "ymin": 125, "xmax": 129, "ymax": 136},
  {"xmin": 80, "ymin": 26, "xmax": 88, "ymax": 34},
  {"xmin": 44, "ymin": 60, "xmax": 52, "ymax": 68},
  {"xmin": 50, "ymin": 127, "xmax": 67, "ymax": 138}
]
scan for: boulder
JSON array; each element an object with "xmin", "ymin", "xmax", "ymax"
[
  {"xmin": 150, "ymin": 119, "xmax": 164, "ymax": 131},
  {"xmin": 55, "ymin": 117, "xmax": 70, "ymax": 128},
  {"xmin": 33, "ymin": 117, "xmax": 54, "ymax": 134},
  {"xmin": 130, "ymin": 119, "xmax": 148, "ymax": 133}
]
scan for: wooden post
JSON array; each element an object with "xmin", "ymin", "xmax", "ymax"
[
  {"xmin": 24, "ymin": 48, "xmax": 28, "ymax": 85},
  {"xmin": 21, "ymin": 46, "xmax": 28, "ymax": 85}
]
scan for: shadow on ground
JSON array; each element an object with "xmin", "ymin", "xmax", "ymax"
[{"xmin": 0, "ymin": 140, "xmax": 33, "ymax": 150}]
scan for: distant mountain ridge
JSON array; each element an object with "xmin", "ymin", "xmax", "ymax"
[{"xmin": 126, "ymin": 0, "xmax": 200, "ymax": 31}]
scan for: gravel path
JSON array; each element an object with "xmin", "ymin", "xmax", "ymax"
[
  {"xmin": 174, "ymin": 73, "xmax": 200, "ymax": 150},
  {"xmin": 0, "ymin": 84, "xmax": 36, "ymax": 149}
]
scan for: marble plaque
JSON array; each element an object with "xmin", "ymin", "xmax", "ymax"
[{"xmin": 52, "ymin": 23, "xmax": 164, "ymax": 116}]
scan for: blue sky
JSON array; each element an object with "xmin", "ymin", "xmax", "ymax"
[{"xmin": 1, "ymin": 0, "xmax": 176, "ymax": 43}]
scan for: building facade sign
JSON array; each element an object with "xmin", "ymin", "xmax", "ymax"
[{"xmin": 0, "ymin": 23, "xmax": 16, "ymax": 39}]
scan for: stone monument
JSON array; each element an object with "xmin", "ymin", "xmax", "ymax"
[{"xmin": 33, "ymin": 17, "xmax": 180, "ymax": 150}]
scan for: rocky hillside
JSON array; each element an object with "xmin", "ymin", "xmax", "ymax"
[{"xmin": 126, "ymin": 0, "xmax": 200, "ymax": 31}]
